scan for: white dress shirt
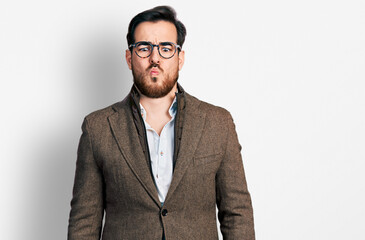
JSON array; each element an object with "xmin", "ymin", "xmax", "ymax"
[{"xmin": 140, "ymin": 98, "xmax": 177, "ymax": 204}]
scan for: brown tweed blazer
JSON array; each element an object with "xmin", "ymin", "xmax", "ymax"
[{"xmin": 68, "ymin": 85, "xmax": 255, "ymax": 240}]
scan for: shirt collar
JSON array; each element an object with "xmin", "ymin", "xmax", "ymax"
[{"xmin": 140, "ymin": 97, "xmax": 178, "ymax": 121}]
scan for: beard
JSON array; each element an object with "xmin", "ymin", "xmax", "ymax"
[{"xmin": 132, "ymin": 63, "xmax": 179, "ymax": 98}]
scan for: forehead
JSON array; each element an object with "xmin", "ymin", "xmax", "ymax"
[{"xmin": 134, "ymin": 20, "xmax": 177, "ymax": 43}]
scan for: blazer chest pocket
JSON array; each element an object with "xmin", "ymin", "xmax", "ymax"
[{"xmin": 193, "ymin": 152, "xmax": 223, "ymax": 174}]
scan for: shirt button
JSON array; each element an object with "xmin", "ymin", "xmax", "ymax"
[
  {"xmin": 160, "ymin": 151, "xmax": 164, "ymax": 156},
  {"xmin": 161, "ymin": 209, "xmax": 168, "ymax": 216}
]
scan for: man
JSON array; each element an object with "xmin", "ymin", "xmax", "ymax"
[{"xmin": 68, "ymin": 6, "xmax": 255, "ymax": 240}]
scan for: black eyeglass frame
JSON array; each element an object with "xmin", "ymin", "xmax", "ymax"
[{"xmin": 129, "ymin": 41, "xmax": 182, "ymax": 59}]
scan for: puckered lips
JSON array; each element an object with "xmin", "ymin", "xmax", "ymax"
[{"xmin": 150, "ymin": 67, "xmax": 160, "ymax": 76}]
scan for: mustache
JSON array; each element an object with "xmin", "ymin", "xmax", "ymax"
[{"xmin": 148, "ymin": 64, "xmax": 162, "ymax": 71}]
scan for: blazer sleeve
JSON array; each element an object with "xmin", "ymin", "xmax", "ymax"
[
  {"xmin": 68, "ymin": 118, "xmax": 104, "ymax": 240},
  {"xmin": 216, "ymin": 112, "xmax": 255, "ymax": 240}
]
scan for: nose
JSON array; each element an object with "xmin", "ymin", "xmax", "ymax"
[{"xmin": 149, "ymin": 45, "xmax": 160, "ymax": 65}]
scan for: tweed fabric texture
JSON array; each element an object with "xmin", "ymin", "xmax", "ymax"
[{"xmin": 68, "ymin": 85, "xmax": 255, "ymax": 240}]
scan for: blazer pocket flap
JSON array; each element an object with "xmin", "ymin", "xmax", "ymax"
[{"xmin": 193, "ymin": 152, "xmax": 223, "ymax": 166}]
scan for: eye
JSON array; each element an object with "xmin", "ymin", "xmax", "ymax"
[
  {"xmin": 161, "ymin": 47, "xmax": 172, "ymax": 52},
  {"xmin": 160, "ymin": 43, "xmax": 174, "ymax": 52},
  {"xmin": 136, "ymin": 42, "xmax": 151, "ymax": 52},
  {"xmin": 137, "ymin": 46, "xmax": 150, "ymax": 52}
]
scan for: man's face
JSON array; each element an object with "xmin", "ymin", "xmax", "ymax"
[{"xmin": 126, "ymin": 20, "xmax": 185, "ymax": 98}]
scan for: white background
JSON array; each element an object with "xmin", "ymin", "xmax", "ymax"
[{"xmin": 1, "ymin": 0, "xmax": 364, "ymax": 239}]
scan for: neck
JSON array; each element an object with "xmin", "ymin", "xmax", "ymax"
[{"xmin": 139, "ymin": 83, "xmax": 177, "ymax": 115}]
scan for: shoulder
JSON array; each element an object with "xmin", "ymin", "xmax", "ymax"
[
  {"xmin": 185, "ymin": 92, "xmax": 232, "ymax": 121},
  {"xmin": 184, "ymin": 93, "xmax": 237, "ymax": 154},
  {"xmin": 83, "ymin": 96, "xmax": 129, "ymax": 128}
]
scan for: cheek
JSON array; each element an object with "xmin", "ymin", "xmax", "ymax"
[
  {"xmin": 164, "ymin": 59, "xmax": 179, "ymax": 71},
  {"xmin": 132, "ymin": 59, "xmax": 148, "ymax": 72}
]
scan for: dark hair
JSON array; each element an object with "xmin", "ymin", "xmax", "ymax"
[{"xmin": 127, "ymin": 6, "xmax": 186, "ymax": 51}]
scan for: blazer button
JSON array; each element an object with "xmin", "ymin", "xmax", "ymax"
[{"xmin": 161, "ymin": 209, "xmax": 168, "ymax": 216}]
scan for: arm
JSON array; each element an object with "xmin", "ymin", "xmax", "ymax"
[
  {"xmin": 68, "ymin": 118, "xmax": 104, "ymax": 240},
  {"xmin": 216, "ymin": 113, "xmax": 255, "ymax": 240}
]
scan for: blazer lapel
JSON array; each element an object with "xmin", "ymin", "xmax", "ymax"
[
  {"xmin": 165, "ymin": 94, "xmax": 206, "ymax": 203},
  {"xmin": 108, "ymin": 103, "xmax": 160, "ymax": 206}
]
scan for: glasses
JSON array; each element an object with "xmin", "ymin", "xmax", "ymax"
[{"xmin": 129, "ymin": 41, "xmax": 181, "ymax": 59}]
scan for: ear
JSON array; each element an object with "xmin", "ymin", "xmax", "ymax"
[
  {"xmin": 125, "ymin": 49, "xmax": 132, "ymax": 70},
  {"xmin": 178, "ymin": 50, "xmax": 185, "ymax": 71}
]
